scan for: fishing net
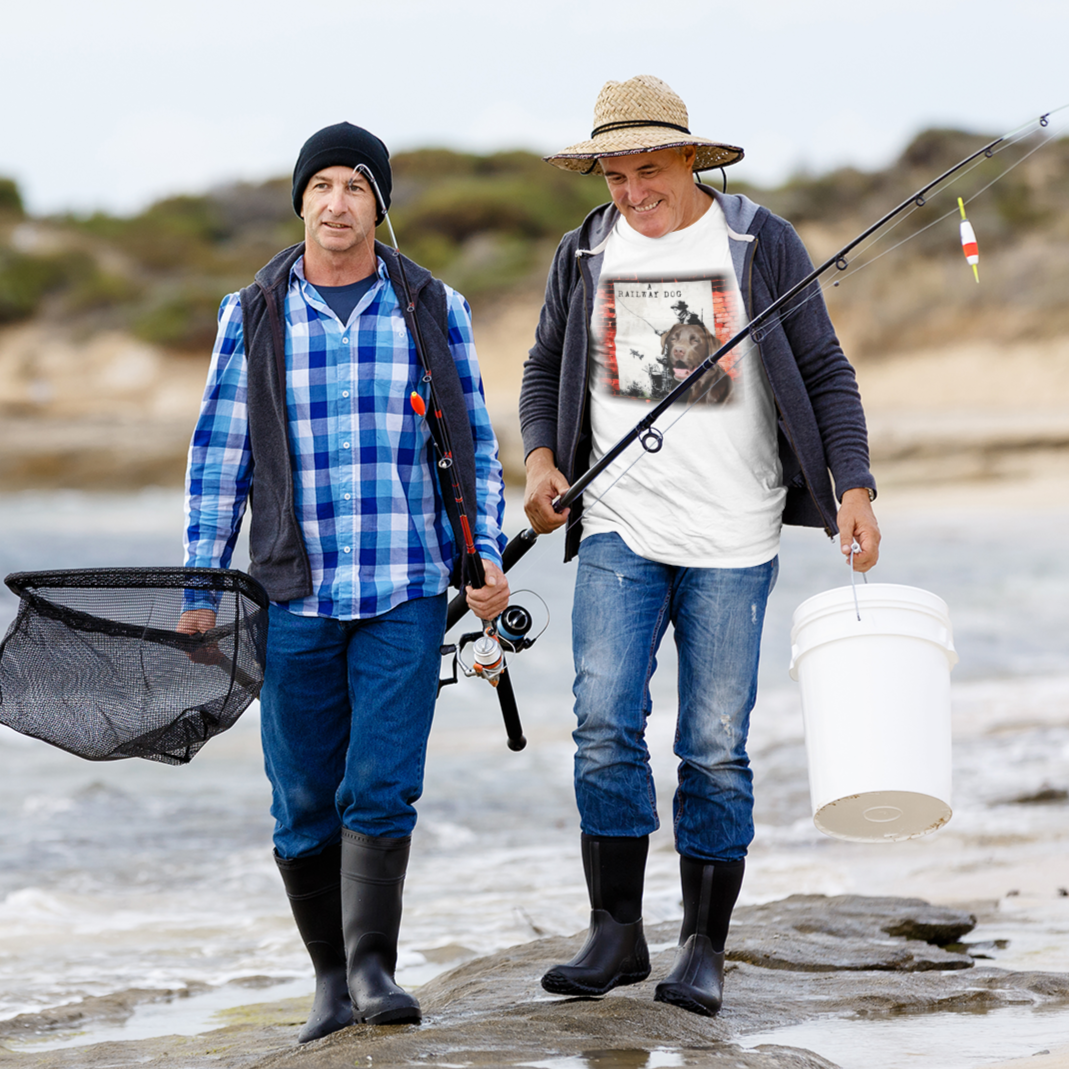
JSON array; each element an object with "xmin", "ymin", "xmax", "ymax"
[{"xmin": 0, "ymin": 568, "xmax": 269, "ymax": 765}]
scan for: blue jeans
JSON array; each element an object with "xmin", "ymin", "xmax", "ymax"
[
  {"xmin": 260, "ymin": 595, "xmax": 446, "ymax": 859},
  {"xmin": 571, "ymin": 532, "xmax": 777, "ymax": 862}
]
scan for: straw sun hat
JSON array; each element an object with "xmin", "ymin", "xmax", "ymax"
[{"xmin": 546, "ymin": 75, "xmax": 743, "ymax": 175}]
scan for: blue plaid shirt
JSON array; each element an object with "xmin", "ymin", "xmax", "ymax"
[{"xmin": 184, "ymin": 255, "xmax": 505, "ymax": 619}]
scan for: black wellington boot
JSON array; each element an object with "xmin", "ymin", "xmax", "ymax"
[
  {"xmin": 340, "ymin": 829, "xmax": 421, "ymax": 1025},
  {"xmin": 275, "ymin": 843, "xmax": 354, "ymax": 1043},
  {"xmin": 654, "ymin": 855, "xmax": 745, "ymax": 1017},
  {"xmin": 541, "ymin": 833, "xmax": 651, "ymax": 996}
]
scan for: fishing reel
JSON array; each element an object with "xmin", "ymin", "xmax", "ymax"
[{"xmin": 438, "ymin": 595, "xmax": 546, "ymax": 693}]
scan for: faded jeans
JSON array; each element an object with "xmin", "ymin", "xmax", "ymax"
[{"xmin": 571, "ymin": 532, "xmax": 777, "ymax": 862}]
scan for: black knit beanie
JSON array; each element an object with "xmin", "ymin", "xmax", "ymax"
[{"xmin": 291, "ymin": 122, "xmax": 392, "ymax": 223}]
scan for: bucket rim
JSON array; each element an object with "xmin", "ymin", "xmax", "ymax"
[{"xmin": 792, "ymin": 583, "xmax": 951, "ymax": 625}]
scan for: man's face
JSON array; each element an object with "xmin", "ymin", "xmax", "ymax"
[
  {"xmin": 301, "ymin": 165, "xmax": 378, "ymax": 256},
  {"xmin": 602, "ymin": 146, "xmax": 701, "ymax": 239}
]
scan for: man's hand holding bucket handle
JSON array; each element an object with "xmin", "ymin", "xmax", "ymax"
[{"xmin": 837, "ymin": 487, "xmax": 881, "ymax": 572}]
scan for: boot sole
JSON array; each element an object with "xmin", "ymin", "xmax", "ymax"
[
  {"xmin": 355, "ymin": 1005, "xmax": 422, "ymax": 1026},
  {"xmin": 541, "ymin": 967, "xmax": 651, "ymax": 996},
  {"xmin": 654, "ymin": 985, "xmax": 720, "ymax": 1017}
]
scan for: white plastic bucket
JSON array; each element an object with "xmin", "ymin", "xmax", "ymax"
[{"xmin": 789, "ymin": 583, "xmax": 957, "ymax": 842}]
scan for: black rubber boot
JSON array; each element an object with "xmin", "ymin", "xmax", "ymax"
[
  {"xmin": 654, "ymin": 855, "xmax": 745, "ymax": 1017},
  {"xmin": 541, "ymin": 834, "xmax": 651, "ymax": 995},
  {"xmin": 275, "ymin": 843, "xmax": 354, "ymax": 1043},
  {"xmin": 340, "ymin": 829, "xmax": 421, "ymax": 1025}
]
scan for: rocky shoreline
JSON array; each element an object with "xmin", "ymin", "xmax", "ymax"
[{"xmin": 2, "ymin": 894, "xmax": 1068, "ymax": 1069}]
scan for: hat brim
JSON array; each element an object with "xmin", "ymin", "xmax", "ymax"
[{"xmin": 545, "ymin": 130, "xmax": 744, "ymax": 174}]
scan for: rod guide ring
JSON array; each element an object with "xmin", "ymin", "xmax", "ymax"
[{"xmin": 639, "ymin": 427, "xmax": 664, "ymax": 453}]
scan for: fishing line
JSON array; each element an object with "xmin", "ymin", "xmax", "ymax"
[
  {"xmin": 818, "ymin": 111, "xmax": 1069, "ymax": 295},
  {"xmin": 829, "ymin": 105, "xmax": 1067, "ymax": 265},
  {"xmin": 788, "ymin": 111, "xmax": 1069, "ymax": 340},
  {"xmin": 748, "ymin": 110, "xmax": 1064, "ymax": 320},
  {"xmin": 350, "ymin": 163, "xmax": 528, "ymax": 751},
  {"xmin": 326, "ymin": 169, "xmax": 494, "ymax": 574},
  {"xmin": 759, "ymin": 112, "xmax": 1064, "ymax": 325}
]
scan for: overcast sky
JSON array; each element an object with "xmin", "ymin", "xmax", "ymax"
[{"xmin": 2, "ymin": 0, "xmax": 1066, "ymax": 217}]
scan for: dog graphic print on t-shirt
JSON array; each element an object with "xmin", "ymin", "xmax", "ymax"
[{"xmin": 591, "ymin": 274, "xmax": 742, "ymax": 405}]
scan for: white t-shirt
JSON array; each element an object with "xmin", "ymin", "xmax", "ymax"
[{"xmin": 582, "ymin": 199, "xmax": 785, "ymax": 568}]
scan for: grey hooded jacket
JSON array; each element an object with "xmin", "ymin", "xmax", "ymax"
[
  {"xmin": 240, "ymin": 241, "xmax": 483, "ymax": 602},
  {"xmin": 518, "ymin": 187, "xmax": 876, "ymax": 562}
]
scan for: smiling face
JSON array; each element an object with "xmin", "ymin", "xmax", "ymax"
[
  {"xmin": 300, "ymin": 165, "xmax": 378, "ymax": 281},
  {"xmin": 601, "ymin": 146, "xmax": 708, "ymax": 238}
]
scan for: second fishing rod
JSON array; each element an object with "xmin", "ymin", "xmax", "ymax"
[{"xmin": 358, "ymin": 164, "xmax": 527, "ymax": 752}]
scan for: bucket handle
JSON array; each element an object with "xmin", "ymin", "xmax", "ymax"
[{"xmin": 849, "ymin": 541, "xmax": 868, "ymax": 621}]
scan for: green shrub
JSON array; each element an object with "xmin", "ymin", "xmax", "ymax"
[
  {"xmin": 72, "ymin": 195, "xmax": 226, "ymax": 271},
  {"xmin": 0, "ymin": 249, "xmax": 93, "ymax": 323},
  {"xmin": 64, "ymin": 268, "xmax": 143, "ymax": 313},
  {"xmin": 0, "ymin": 177, "xmax": 24, "ymax": 217},
  {"xmin": 133, "ymin": 287, "xmax": 225, "ymax": 351}
]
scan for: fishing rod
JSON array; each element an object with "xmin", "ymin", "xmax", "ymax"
[
  {"xmin": 443, "ymin": 107, "xmax": 1061, "ymax": 629},
  {"xmin": 358, "ymin": 164, "xmax": 527, "ymax": 751}
]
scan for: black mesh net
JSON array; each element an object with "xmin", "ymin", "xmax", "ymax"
[{"xmin": 0, "ymin": 568, "xmax": 269, "ymax": 765}]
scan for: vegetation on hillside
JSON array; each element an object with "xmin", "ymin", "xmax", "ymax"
[{"xmin": 1, "ymin": 129, "xmax": 1067, "ymax": 358}]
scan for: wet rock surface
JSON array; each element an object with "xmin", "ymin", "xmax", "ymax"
[
  {"xmin": 2, "ymin": 895, "xmax": 1068, "ymax": 1069},
  {"xmin": 727, "ymin": 894, "xmax": 977, "ymax": 972}
]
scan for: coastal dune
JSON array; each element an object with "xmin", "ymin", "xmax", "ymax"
[{"xmin": 2, "ymin": 311, "xmax": 1069, "ymax": 501}]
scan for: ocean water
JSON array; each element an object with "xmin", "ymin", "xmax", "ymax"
[{"xmin": 2, "ymin": 489, "xmax": 1069, "ymax": 1065}]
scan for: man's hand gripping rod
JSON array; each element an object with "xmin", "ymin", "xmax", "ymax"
[{"xmin": 447, "ymin": 553, "xmax": 527, "ymax": 752}]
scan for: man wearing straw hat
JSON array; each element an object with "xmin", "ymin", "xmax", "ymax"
[{"xmin": 520, "ymin": 76, "xmax": 880, "ymax": 1017}]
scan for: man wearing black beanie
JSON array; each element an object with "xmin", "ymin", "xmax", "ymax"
[
  {"xmin": 179, "ymin": 123, "xmax": 509, "ymax": 1040},
  {"xmin": 290, "ymin": 121, "xmax": 393, "ymax": 222}
]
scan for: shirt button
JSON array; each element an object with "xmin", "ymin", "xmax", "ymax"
[
  {"xmin": 343, "ymin": 442, "xmax": 350, "ymax": 449},
  {"xmin": 342, "ymin": 337, "xmax": 349, "ymax": 344},
  {"xmin": 344, "ymin": 493, "xmax": 351, "ymax": 500},
  {"xmin": 342, "ymin": 390, "xmax": 349, "ymax": 398},
  {"xmin": 343, "ymin": 547, "xmax": 351, "ymax": 554}
]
